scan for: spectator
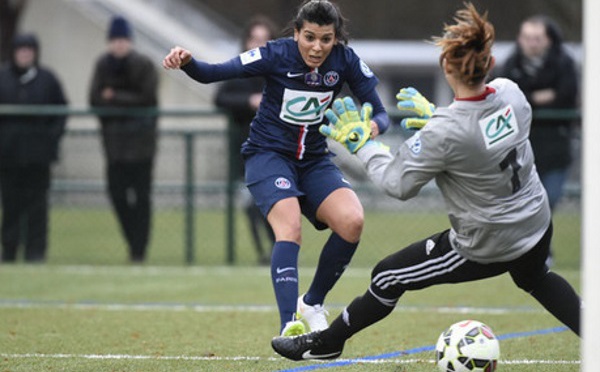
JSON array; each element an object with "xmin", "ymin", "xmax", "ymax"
[
  {"xmin": 89, "ymin": 16, "xmax": 159, "ymax": 263},
  {"xmin": 501, "ymin": 18, "xmax": 578, "ymax": 216},
  {"xmin": 214, "ymin": 15, "xmax": 278, "ymax": 266},
  {"xmin": 501, "ymin": 15, "xmax": 578, "ymax": 266},
  {"xmin": 0, "ymin": 33, "xmax": 68, "ymax": 263}
]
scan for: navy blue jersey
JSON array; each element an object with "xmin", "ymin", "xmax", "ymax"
[{"xmin": 182, "ymin": 38, "xmax": 389, "ymax": 160}]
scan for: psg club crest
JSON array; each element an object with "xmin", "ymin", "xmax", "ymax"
[
  {"xmin": 274, "ymin": 177, "xmax": 292, "ymax": 189},
  {"xmin": 324, "ymin": 71, "xmax": 339, "ymax": 87}
]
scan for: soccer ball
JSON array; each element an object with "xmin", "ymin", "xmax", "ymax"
[{"xmin": 435, "ymin": 319, "xmax": 500, "ymax": 372}]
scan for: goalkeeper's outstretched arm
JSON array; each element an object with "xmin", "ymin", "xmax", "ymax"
[{"xmin": 356, "ymin": 143, "xmax": 429, "ymax": 201}]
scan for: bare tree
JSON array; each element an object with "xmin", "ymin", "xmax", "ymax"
[{"xmin": 0, "ymin": 0, "xmax": 28, "ymax": 64}]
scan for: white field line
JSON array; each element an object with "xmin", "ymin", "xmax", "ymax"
[
  {"xmin": 1, "ymin": 265, "xmax": 340, "ymax": 277},
  {"xmin": 0, "ymin": 353, "xmax": 581, "ymax": 365},
  {"xmin": 1, "ymin": 265, "xmax": 545, "ymax": 314},
  {"xmin": 0, "ymin": 300, "xmax": 544, "ymax": 315}
]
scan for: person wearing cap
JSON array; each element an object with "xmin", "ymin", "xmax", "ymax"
[
  {"xmin": 0, "ymin": 33, "xmax": 68, "ymax": 263},
  {"xmin": 89, "ymin": 16, "xmax": 159, "ymax": 263}
]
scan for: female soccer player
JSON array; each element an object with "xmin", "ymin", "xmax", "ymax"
[
  {"xmin": 163, "ymin": 0, "xmax": 390, "ymax": 336},
  {"xmin": 271, "ymin": 2, "xmax": 581, "ymax": 361}
]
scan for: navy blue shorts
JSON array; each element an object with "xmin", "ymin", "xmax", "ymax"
[{"xmin": 244, "ymin": 151, "xmax": 352, "ymax": 230}]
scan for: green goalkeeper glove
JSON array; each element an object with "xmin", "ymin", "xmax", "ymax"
[
  {"xmin": 320, "ymin": 97, "xmax": 372, "ymax": 154},
  {"xmin": 396, "ymin": 87, "xmax": 435, "ymax": 130}
]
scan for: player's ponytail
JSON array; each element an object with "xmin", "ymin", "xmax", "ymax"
[
  {"xmin": 289, "ymin": 0, "xmax": 349, "ymax": 45},
  {"xmin": 434, "ymin": 2, "xmax": 495, "ymax": 86}
]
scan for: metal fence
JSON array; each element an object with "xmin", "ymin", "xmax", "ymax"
[{"xmin": 0, "ymin": 106, "xmax": 582, "ymax": 268}]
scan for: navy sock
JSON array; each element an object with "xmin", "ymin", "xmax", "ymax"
[
  {"xmin": 304, "ymin": 233, "xmax": 357, "ymax": 306},
  {"xmin": 270, "ymin": 241, "xmax": 300, "ymax": 331}
]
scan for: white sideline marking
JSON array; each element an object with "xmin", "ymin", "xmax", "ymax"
[
  {"xmin": 0, "ymin": 301, "xmax": 274, "ymax": 312},
  {"xmin": 0, "ymin": 264, "xmax": 373, "ymax": 278},
  {"xmin": 0, "ymin": 353, "xmax": 580, "ymax": 365},
  {"xmin": 0, "ymin": 353, "xmax": 278, "ymax": 362},
  {"xmin": 0, "ymin": 300, "xmax": 544, "ymax": 315},
  {"xmin": 501, "ymin": 360, "xmax": 580, "ymax": 365}
]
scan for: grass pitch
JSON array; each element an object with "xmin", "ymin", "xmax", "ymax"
[
  {"xmin": 44, "ymin": 208, "xmax": 581, "ymax": 270},
  {"xmin": 0, "ymin": 265, "xmax": 581, "ymax": 371},
  {"xmin": 0, "ymin": 207, "xmax": 581, "ymax": 370}
]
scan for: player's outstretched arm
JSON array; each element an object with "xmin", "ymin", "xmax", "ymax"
[
  {"xmin": 162, "ymin": 46, "xmax": 192, "ymax": 69},
  {"xmin": 396, "ymin": 87, "xmax": 435, "ymax": 130}
]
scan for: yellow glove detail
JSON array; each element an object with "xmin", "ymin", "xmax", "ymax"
[
  {"xmin": 319, "ymin": 97, "xmax": 373, "ymax": 153},
  {"xmin": 396, "ymin": 87, "xmax": 435, "ymax": 130}
]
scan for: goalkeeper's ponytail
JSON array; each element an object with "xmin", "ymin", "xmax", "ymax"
[{"xmin": 434, "ymin": 2, "xmax": 495, "ymax": 86}]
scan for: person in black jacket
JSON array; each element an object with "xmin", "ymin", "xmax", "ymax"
[
  {"xmin": 0, "ymin": 33, "xmax": 68, "ymax": 263},
  {"xmin": 89, "ymin": 16, "xmax": 159, "ymax": 263},
  {"xmin": 500, "ymin": 15, "xmax": 578, "ymax": 265},
  {"xmin": 501, "ymin": 16, "xmax": 578, "ymax": 211},
  {"xmin": 214, "ymin": 15, "xmax": 277, "ymax": 265}
]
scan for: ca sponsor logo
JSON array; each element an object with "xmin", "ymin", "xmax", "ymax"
[
  {"xmin": 274, "ymin": 177, "xmax": 291, "ymax": 189},
  {"xmin": 280, "ymin": 88, "xmax": 334, "ymax": 125},
  {"xmin": 479, "ymin": 105, "xmax": 519, "ymax": 149}
]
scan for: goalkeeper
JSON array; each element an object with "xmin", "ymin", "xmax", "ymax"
[{"xmin": 272, "ymin": 2, "xmax": 580, "ymax": 362}]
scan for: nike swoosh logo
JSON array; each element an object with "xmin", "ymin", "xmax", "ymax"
[
  {"xmin": 287, "ymin": 72, "xmax": 304, "ymax": 78},
  {"xmin": 302, "ymin": 350, "xmax": 341, "ymax": 359},
  {"xmin": 276, "ymin": 267, "xmax": 296, "ymax": 274}
]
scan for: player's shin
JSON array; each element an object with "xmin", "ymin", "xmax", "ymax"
[
  {"xmin": 325, "ymin": 289, "xmax": 397, "ymax": 342},
  {"xmin": 271, "ymin": 241, "xmax": 301, "ymax": 331},
  {"xmin": 304, "ymin": 232, "xmax": 357, "ymax": 306}
]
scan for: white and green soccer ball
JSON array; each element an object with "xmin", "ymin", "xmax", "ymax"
[{"xmin": 435, "ymin": 319, "xmax": 500, "ymax": 372}]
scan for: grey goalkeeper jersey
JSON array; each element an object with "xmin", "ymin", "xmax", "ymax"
[{"xmin": 358, "ymin": 78, "xmax": 551, "ymax": 263}]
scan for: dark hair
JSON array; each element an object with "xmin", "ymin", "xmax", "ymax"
[
  {"xmin": 434, "ymin": 2, "xmax": 495, "ymax": 86},
  {"xmin": 241, "ymin": 15, "xmax": 279, "ymax": 50},
  {"xmin": 288, "ymin": 0, "xmax": 349, "ymax": 45}
]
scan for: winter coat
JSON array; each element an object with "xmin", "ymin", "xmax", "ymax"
[
  {"xmin": 501, "ymin": 44, "xmax": 578, "ymax": 174},
  {"xmin": 0, "ymin": 64, "xmax": 67, "ymax": 167},
  {"xmin": 89, "ymin": 50, "xmax": 158, "ymax": 163}
]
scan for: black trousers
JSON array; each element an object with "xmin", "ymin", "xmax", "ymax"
[
  {"xmin": 367, "ymin": 223, "xmax": 580, "ymax": 334},
  {"xmin": 370, "ymin": 226, "xmax": 553, "ymax": 299},
  {"xmin": 0, "ymin": 165, "xmax": 51, "ymax": 262},
  {"xmin": 106, "ymin": 161, "xmax": 153, "ymax": 262}
]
